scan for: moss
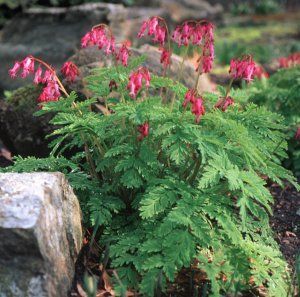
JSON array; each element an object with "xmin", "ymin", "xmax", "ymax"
[{"xmin": 4, "ymin": 84, "xmax": 42, "ymax": 112}]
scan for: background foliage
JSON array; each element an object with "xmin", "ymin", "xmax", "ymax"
[{"xmin": 242, "ymin": 66, "xmax": 300, "ymax": 176}]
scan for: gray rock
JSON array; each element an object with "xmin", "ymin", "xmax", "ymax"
[
  {"xmin": 0, "ymin": 172, "xmax": 82, "ymax": 297},
  {"xmin": 159, "ymin": 0, "xmax": 223, "ymax": 22}
]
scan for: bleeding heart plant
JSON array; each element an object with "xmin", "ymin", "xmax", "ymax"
[{"xmin": 5, "ymin": 17, "xmax": 299, "ymax": 297}]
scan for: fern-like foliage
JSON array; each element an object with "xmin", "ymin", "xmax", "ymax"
[
  {"xmin": 3, "ymin": 59, "xmax": 299, "ymax": 296},
  {"xmin": 241, "ymin": 66, "xmax": 300, "ymax": 175}
]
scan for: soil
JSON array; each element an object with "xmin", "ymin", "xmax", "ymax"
[
  {"xmin": 70, "ymin": 181, "xmax": 300, "ymax": 297},
  {"xmin": 270, "ymin": 182, "xmax": 300, "ymax": 267}
]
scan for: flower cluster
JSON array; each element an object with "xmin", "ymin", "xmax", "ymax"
[
  {"xmin": 82, "ymin": 25, "xmax": 132, "ymax": 67},
  {"xmin": 137, "ymin": 17, "xmax": 171, "ymax": 70},
  {"xmin": 9, "ymin": 56, "xmax": 80, "ymax": 103},
  {"xmin": 127, "ymin": 67, "xmax": 151, "ymax": 98},
  {"xmin": 278, "ymin": 52, "xmax": 300, "ymax": 68},
  {"xmin": 183, "ymin": 89, "xmax": 205, "ymax": 123},
  {"xmin": 137, "ymin": 17, "xmax": 167, "ymax": 46},
  {"xmin": 215, "ymin": 96, "xmax": 235, "ymax": 111},
  {"xmin": 137, "ymin": 122, "xmax": 149, "ymax": 141},
  {"xmin": 61, "ymin": 61, "xmax": 79, "ymax": 82},
  {"xmin": 9, "ymin": 56, "xmax": 67, "ymax": 103},
  {"xmin": 172, "ymin": 21, "xmax": 214, "ymax": 73},
  {"xmin": 229, "ymin": 56, "xmax": 257, "ymax": 82},
  {"xmin": 81, "ymin": 25, "xmax": 115, "ymax": 55}
]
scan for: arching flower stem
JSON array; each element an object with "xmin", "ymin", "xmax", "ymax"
[{"xmin": 30, "ymin": 56, "xmax": 69, "ymax": 98}]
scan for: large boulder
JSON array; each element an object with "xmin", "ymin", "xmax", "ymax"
[{"xmin": 0, "ymin": 172, "xmax": 82, "ymax": 297}]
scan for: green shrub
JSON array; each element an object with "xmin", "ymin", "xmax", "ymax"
[
  {"xmin": 230, "ymin": 0, "xmax": 281, "ymax": 16},
  {"xmin": 254, "ymin": 0, "xmax": 281, "ymax": 15}
]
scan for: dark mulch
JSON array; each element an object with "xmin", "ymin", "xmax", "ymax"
[{"xmin": 270, "ymin": 182, "xmax": 300, "ymax": 267}]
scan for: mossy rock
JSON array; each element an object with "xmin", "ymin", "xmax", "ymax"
[
  {"xmin": 4, "ymin": 84, "xmax": 42, "ymax": 111},
  {"xmin": 0, "ymin": 84, "xmax": 52, "ymax": 157}
]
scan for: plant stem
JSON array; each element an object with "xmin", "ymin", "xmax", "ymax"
[
  {"xmin": 31, "ymin": 56, "xmax": 69, "ymax": 97},
  {"xmin": 182, "ymin": 159, "xmax": 197, "ymax": 179},
  {"xmin": 84, "ymin": 139, "xmax": 98, "ymax": 180},
  {"xmin": 225, "ymin": 78, "xmax": 234, "ymax": 98},
  {"xmin": 188, "ymin": 157, "xmax": 201, "ymax": 184},
  {"xmin": 177, "ymin": 45, "xmax": 189, "ymax": 82},
  {"xmin": 169, "ymin": 46, "xmax": 189, "ymax": 110}
]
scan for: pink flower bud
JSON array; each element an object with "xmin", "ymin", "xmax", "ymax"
[
  {"xmin": 33, "ymin": 66, "xmax": 43, "ymax": 84},
  {"xmin": 143, "ymin": 68, "xmax": 151, "ymax": 87},
  {"xmin": 148, "ymin": 17, "xmax": 159, "ymax": 35},
  {"xmin": 42, "ymin": 70, "xmax": 55, "ymax": 84},
  {"xmin": 81, "ymin": 32, "xmax": 91, "ymax": 48},
  {"xmin": 153, "ymin": 26, "xmax": 166, "ymax": 46},
  {"xmin": 21, "ymin": 57, "xmax": 35, "ymax": 78},
  {"xmin": 105, "ymin": 36, "xmax": 115, "ymax": 55},
  {"xmin": 192, "ymin": 98, "xmax": 205, "ymax": 123},
  {"xmin": 172, "ymin": 26, "xmax": 182, "ymax": 46},
  {"xmin": 183, "ymin": 89, "xmax": 196, "ymax": 107},
  {"xmin": 116, "ymin": 42, "xmax": 131, "ymax": 66},
  {"xmin": 9, "ymin": 61, "xmax": 21, "ymax": 78},
  {"xmin": 61, "ymin": 61, "xmax": 79, "ymax": 82},
  {"xmin": 127, "ymin": 67, "xmax": 151, "ymax": 98},
  {"xmin": 159, "ymin": 48, "xmax": 171, "ymax": 69},
  {"xmin": 229, "ymin": 56, "xmax": 257, "ymax": 82},
  {"xmin": 137, "ymin": 20, "xmax": 148, "ymax": 38}
]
